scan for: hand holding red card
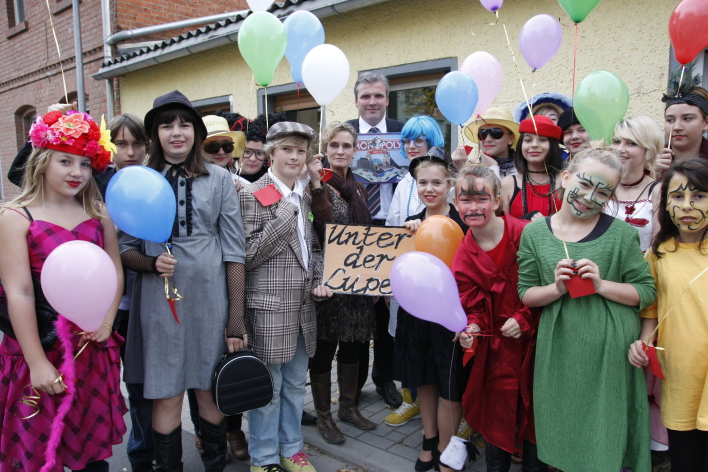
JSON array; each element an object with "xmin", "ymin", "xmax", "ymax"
[
  {"xmin": 566, "ymin": 274, "xmax": 596, "ymax": 298},
  {"xmin": 642, "ymin": 342, "xmax": 666, "ymax": 381},
  {"xmin": 319, "ymin": 168, "xmax": 333, "ymax": 183}
]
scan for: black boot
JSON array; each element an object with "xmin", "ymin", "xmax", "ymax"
[
  {"xmin": 153, "ymin": 426, "xmax": 183, "ymax": 472},
  {"xmin": 197, "ymin": 417, "xmax": 227, "ymax": 472},
  {"xmin": 521, "ymin": 440, "xmax": 548, "ymax": 472},
  {"xmin": 485, "ymin": 441, "xmax": 511, "ymax": 472},
  {"xmin": 415, "ymin": 435, "xmax": 439, "ymax": 472}
]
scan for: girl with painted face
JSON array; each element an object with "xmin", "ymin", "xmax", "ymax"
[
  {"xmin": 605, "ymin": 116, "xmax": 664, "ymax": 251},
  {"xmin": 517, "ymin": 147, "xmax": 656, "ymax": 472},
  {"xmin": 501, "ymin": 116, "xmax": 564, "ymax": 220},
  {"xmin": 396, "ymin": 148, "xmax": 468, "ymax": 472},
  {"xmin": 629, "ymin": 158, "xmax": 708, "ymax": 472},
  {"xmin": 656, "ymin": 84, "xmax": 708, "ymax": 177},
  {"xmin": 0, "ymin": 110, "xmax": 126, "ymax": 471},
  {"xmin": 453, "ymin": 166, "xmax": 547, "ymax": 472}
]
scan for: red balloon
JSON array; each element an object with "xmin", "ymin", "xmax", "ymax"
[{"xmin": 669, "ymin": 0, "xmax": 708, "ymax": 65}]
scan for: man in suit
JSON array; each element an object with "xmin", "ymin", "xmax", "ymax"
[{"xmin": 345, "ymin": 72, "xmax": 404, "ymax": 410}]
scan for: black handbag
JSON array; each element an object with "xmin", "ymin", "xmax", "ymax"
[
  {"xmin": 212, "ymin": 349, "xmax": 274, "ymax": 416},
  {"xmin": 0, "ymin": 277, "xmax": 58, "ymax": 351}
]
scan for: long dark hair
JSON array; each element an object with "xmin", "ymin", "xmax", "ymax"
[
  {"xmin": 652, "ymin": 158, "xmax": 708, "ymax": 257},
  {"xmin": 146, "ymin": 106, "xmax": 208, "ymax": 177},
  {"xmin": 513, "ymin": 132, "xmax": 563, "ymax": 176}
]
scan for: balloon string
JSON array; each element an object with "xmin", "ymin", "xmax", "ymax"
[
  {"xmin": 297, "ymin": 82, "xmax": 301, "ymax": 121},
  {"xmin": 677, "ymin": 65, "xmax": 686, "ymax": 96},
  {"xmin": 572, "ymin": 24, "xmax": 579, "ymax": 97},
  {"xmin": 319, "ymin": 106, "xmax": 325, "ymax": 154},
  {"xmin": 265, "ymin": 87, "xmax": 269, "ymax": 131},
  {"xmin": 163, "ymin": 243, "xmax": 183, "ymax": 325},
  {"xmin": 470, "ymin": 9, "xmax": 499, "ymax": 35},
  {"xmin": 667, "ymin": 126, "xmax": 674, "ymax": 151},
  {"xmin": 44, "ymin": 0, "xmax": 68, "ymax": 103},
  {"xmin": 502, "ymin": 22, "xmax": 536, "ymax": 135}
]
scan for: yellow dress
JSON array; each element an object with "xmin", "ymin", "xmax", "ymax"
[{"xmin": 642, "ymin": 239, "xmax": 708, "ymax": 431}]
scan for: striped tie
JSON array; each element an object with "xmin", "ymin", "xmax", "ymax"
[{"xmin": 366, "ymin": 127, "xmax": 381, "ymax": 217}]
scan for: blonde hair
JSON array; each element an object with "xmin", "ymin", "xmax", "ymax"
[
  {"xmin": 321, "ymin": 122, "xmax": 357, "ymax": 151},
  {"xmin": 413, "ymin": 159, "xmax": 454, "ymax": 182},
  {"xmin": 454, "ymin": 164, "xmax": 503, "ymax": 216},
  {"xmin": 612, "ymin": 115, "xmax": 663, "ymax": 178},
  {"xmin": 3, "ymin": 147, "xmax": 103, "ymax": 219},
  {"xmin": 264, "ymin": 135, "xmax": 313, "ymax": 163}
]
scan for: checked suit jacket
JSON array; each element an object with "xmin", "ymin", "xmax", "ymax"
[{"xmin": 238, "ymin": 173, "xmax": 323, "ymax": 365}]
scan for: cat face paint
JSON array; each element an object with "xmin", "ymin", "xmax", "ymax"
[
  {"xmin": 563, "ymin": 167, "xmax": 617, "ymax": 219},
  {"xmin": 455, "ymin": 178, "xmax": 499, "ymax": 227},
  {"xmin": 666, "ymin": 174, "xmax": 708, "ymax": 239}
]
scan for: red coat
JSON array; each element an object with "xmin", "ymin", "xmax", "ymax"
[{"xmin": 452, "ymin": 214, "xmax": 539, "ymax": 453}]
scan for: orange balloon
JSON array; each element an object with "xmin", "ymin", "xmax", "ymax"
[{"xmin": 414, "ymin": 215, "xmax": 465, "ymax": 268}]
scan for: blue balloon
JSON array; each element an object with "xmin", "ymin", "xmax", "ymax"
[
  {"xmin": 106, "ymin": 166, "xmax": 176, "ymax": 243},
  {"xmin": 283, "ymin": 11, "xmax": 325, "ymax": 85},
  {"xmin": 435, "ymin": 71, "xmax": 480, "ymax": 126}
]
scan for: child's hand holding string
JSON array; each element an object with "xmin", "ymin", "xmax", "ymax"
[
  {"xmin": 155, "ymin": 253, "xmax": 177, "ymax": 278},
  {"xmin": 628, "ymin": 340, "xmax": 650, "ymax": 368},
  {"xmin": 31, "ymin": 359, "xmax": 67, "ymax": 395},
  {"xmin": 574, "ymin": 258, "xmax": 602, "ymax": 290},
  {"xmin": 501, "ymin": 318, "xmax": 521, "ymax": 338},
  {"xmin": 554, "ymin": 258, "xmax": 575, "ymax": 294},
  {"xmin": 455, "ymin": 323, "xmax": 480, "ymax": 348}
]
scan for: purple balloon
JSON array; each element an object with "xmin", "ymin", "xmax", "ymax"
[
  {"xmin": 390, "ymin": 252, "xmax": 468, "ymax": 333},
  {"xmin": 480, "ymin": 0, "xmax": 503, "ymax": 12},
  {"xmin": 518, "ymin": 14, "xmax": 563, "ymax": 71}
]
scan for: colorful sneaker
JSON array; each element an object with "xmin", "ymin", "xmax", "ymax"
[
  {"xmin": 456, "ymin": 417, "xmax": 472, "ymax": 440},
  {"xmin": 385, "ymin": 389, "xmax": 420, "ymax": 426},
  {"xmin": 280, "ymin": 451, "xmax": 316, "ymax": 472},
  {"xmin": 250, "ymin": 465, "xmax": 286, "ymax": 472}
]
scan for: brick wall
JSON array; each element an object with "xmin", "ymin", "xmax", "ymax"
[{"xmin": 0, "ymin": 0, "xmax": 250, "ymax": 201}]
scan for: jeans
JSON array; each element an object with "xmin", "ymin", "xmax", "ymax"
[
  {"xmin": 126, "ymin": 382, "xmax": 155, "ymax": 465},
  {"xmin": 248, "ymin": 331, "xmax": 309, "ymax": 467}
]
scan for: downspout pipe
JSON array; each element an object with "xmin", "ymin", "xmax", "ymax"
[
  {"xmin": 101, "ymin": 0, "xmax": 114, "ymax": 119},
  {"xmin": 72, "ymin": 0, "xmax": 85, "ymax": 112}
]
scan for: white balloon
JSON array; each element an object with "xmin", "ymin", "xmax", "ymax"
[
  {"xmin": 247, "ymin": 0, "xmax": 273, "ymax": 12},
  {"xmin": 301, "ymin": 44, "xmax": 350, "ymax": 106},
  {"xmin": 460, "ymin": 52, "xmax": 504, "ymax": 118}
]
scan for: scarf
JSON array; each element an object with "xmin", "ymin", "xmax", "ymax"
[
  {"xmin": 239, "ymin": 163, "xmax": 268, "ymax": 183},
  {"xmin": 327, "ymin": 168, "xmax": 373, "ymax": 225}
]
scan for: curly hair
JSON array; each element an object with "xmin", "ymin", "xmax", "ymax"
[{"xmin": 246, "ymin": 112, "xmax": 288, "ymax": 143}]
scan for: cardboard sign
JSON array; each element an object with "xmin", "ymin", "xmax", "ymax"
[
  {"xmin": 350, "ymin": 132, "xmax": 408, "ymax": 184},
  {"xmin": 323, "ymin": 224, "xmax": 415, "ymax": 296}
]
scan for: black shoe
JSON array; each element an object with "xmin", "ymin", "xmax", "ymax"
[
  {"xmin": 301, "ymin": 411, "xmax": 317, "ymax": 426},
  {"xmin": 375, "ymin": 382, "xmax": 403, "ymax": 409},
  {"xmin": 131, "ymin": 462, "xmax": 155, "ymax": 472},
  {"xmin": 415, "ymin": 435, "xmax": 439, "ymax": 472}
]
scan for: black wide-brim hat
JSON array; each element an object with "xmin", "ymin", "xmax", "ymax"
[
  {"xmin": 409, "ymin": 146, "xmax": 455, "ymax": 179},
  {"xmin": 144, "ymin": 90, "xmax": 207, "ymax": 140}
]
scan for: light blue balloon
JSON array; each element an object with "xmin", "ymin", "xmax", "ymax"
[
  {"xmin": 106, "ymin": 166, "xmax": 176, "ymax": 244},
  {"xmin": 435, "ymin": 71, "xmax": 480, "ymax": 126},
  {"xmin": 283, "ymin": 11, "xmax": 325, "ymax": 84}
]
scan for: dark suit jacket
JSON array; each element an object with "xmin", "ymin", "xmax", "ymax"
[{"xmin": 345, "ymin": 118, "xmax": 405, "ymax": 133}]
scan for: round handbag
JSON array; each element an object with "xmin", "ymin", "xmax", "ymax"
[{"xmin": 212, "ymin": 348, "xmax": 274, "ymax": 416}]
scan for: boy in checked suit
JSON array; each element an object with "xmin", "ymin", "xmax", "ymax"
[{"xmin": 237, "ymin": 122, "xmax": 332, "ymax": 472}]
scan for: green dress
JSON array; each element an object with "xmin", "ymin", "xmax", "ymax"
[{"xmin": 517, "ymin": 215, "xmax": 655, "ymax": 472}]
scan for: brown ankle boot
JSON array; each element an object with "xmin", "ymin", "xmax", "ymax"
[
  {"xmin": 227, "ymin": 430, "xmax": 249, "ymax": 460},
  {"xmin": 337, "ymin": 362, "xmax": 376, "ymax": 431},
  {"xmin": 310, "ymin": 372, "xmax": 345, "ymax": 443}
]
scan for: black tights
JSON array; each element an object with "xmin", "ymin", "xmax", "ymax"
[
  {"xmin": 73, "ymin": 460, "xmax": 109, "ymax": 472},
  {"xmin": 485, "ymin": 441, "xmax": 548, "ymax": 472},
  {"xmin": 309, "ymin": 339, "xmax": 366, "ymax": 374},
  {"xmin": 667, "ymin": 429, "xmax": 708, "ymax": 472}
]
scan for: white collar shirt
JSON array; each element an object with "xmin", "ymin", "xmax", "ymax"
[{"xmin": 269, "ymin": 168, "xmax": 309, "ymax": 270}]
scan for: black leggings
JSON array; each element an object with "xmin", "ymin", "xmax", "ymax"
[
  {"xmin": 667, "ymin": 429, "xmax": 708, "ymax": 472},
  {"xmin": 309, "ymin": 339, "xmax": 366, "ymax": 375}
]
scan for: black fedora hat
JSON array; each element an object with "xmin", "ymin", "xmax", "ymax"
[
  {"xmin": 144, "ymin": 90, "xmax": 207, "ymax": 139},
  {"xmin": 409, "ymin": 146, "xmax": 455, "ymax": 179}
]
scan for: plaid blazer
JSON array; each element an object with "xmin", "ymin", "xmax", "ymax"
[{"xmin": 239, "ymin": 174, "xmax": 323, "ymax": 364}]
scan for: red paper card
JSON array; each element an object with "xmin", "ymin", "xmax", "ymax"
[
  {"xmin": 253, "ymin": 184, "xmax": 282, "ymax": 206},
  {"xmin": 643, "ymin": 342, "xmax": 666, "ymax": 381},
  {"xmin": 566, "ymin": 274, "xmax": 596, "ymax": 298},
  {"xmin": 319, "ymin": 168, "xmax": 333, "ymax": 183},
  {"xmin": 464, "ymin": 145, "xmax": 474, "ymax": 156},
  {"xmin": 462, "ymin": 337, "xmax": 479, "ymax": 367}
]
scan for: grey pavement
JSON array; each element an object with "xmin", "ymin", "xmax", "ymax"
[{"xmin": 107, "ymin": 345, "xmax": 518, "ymax": 472}]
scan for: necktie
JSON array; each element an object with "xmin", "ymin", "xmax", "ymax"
[{"xmin": 366, "ymin": 127, "xmax": 381, "ymax": 217}]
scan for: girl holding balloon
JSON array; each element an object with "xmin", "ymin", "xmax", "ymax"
[
  {"xmin": 453, "ymin": 165, "xmax": 546, "ymax": 472},
  {"xmin": 0, "ymin": 110, "xmax": 127, "ymax": 471},
  {"xmin": 395, "ymin": 147, "xmax": 469, "ymax": 472},
  {"xmin": 500, "ymin": 116, "xmax": 564, "ymax": 220},
  {"xmin": 118, "ymin": 91, "xmax": 246, "ymax": 471},
  {"xmin": 517, "ymin": 147, "xmax": 655, "ymax": 472}
]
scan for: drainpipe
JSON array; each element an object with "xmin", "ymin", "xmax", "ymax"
[
  {"xmin": 101, "ymin": 0, "xmax": 114, "ymax": 119},
  {"xmin": 71, "ymin": 0, "xmax": 85, "ymax": 112}
]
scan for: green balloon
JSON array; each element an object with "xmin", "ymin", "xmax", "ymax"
[
  {"xmin": 558, "ymin": 0, "xmax": 601, "ymax": 23},
  {"xmin": 574, "ymin": 71, "xmax": 629, "ymax": 145},
  {"xmin": 238, "ymin": 11, "xmax": 287, "ymax": 87}
]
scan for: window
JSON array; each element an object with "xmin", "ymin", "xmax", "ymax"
[
  {"xmin": 259, "ymin": 85, "xmax": 321, "ymax": 141},
  {"xmin": 193, "ymin": 95, "xmax": 232, "ymax": 116},
  {"xmin": 15, "ymin": 105, "xmax": 36, "ymax": 151},
  {"xmin": 7, "ymin": 0, "xmax": 24, "ymax": 27}
]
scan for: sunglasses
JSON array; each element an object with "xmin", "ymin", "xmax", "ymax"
[
  {"xmin": 477, "ymin": 128, "xmax": 506, "ymax": 140},
  {"xmin": 203, "ymin": 142, "xmax": 235, "ymax": 154},
  {"xmin": 243, "ymin": 148, "xmax": 267, "ymax": 161},
  {"xmin": 401, "ymin": 137, "xmax": 428, "ymax": 147}
]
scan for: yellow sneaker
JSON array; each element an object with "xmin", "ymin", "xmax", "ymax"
[
  {"xmin": 250, "ymin": 465, "xmax": 286, "ymax": 472},
  {"xmin": 280, "ymin": 451, "xmax": 316, "ymax": 472},
  {"xmin": 456, "ymin": 417, "xmax": 472, "ymax": 440},
  {"xmin": 384, "ymin": 389, "xmax": 420, "ymax": 426}
]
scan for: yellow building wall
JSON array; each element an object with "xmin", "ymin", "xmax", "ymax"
[{"xmin": 118, "ymin": 0, "xmax": 678, "ymax": 126}]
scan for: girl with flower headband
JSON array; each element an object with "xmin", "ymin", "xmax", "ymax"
[{"xmin": 0, "ymin": 110, "xmax": 127, "ymax": 471}]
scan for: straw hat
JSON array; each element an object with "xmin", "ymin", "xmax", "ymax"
[
  {"xmin": 464, "ymin": 107, "xmax": 520, "ymax": 148},
  {"xmin": 202, "ymin": 115, "xmax": 246, "ymax": 157}
]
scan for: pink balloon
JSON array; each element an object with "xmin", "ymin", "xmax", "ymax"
[
  {"xmin": 41, "ymin": 241, "xmax": 118, "ymax": 332},
  {"xmin": 460, "ymin": 52, "xmax": 504, "ymax": 118},
  {"xmin": 390, "ymin": 252, "xmax": 468, "ymax": 333},
  {"xmin": 518, "ymin": 14, "xmax": 563, "ymax": 71},
  {"xmin": 480, "ymin": 0, "xmax": 503, "ymax": 12}
]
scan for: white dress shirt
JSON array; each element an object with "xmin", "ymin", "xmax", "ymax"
[{"xmin": 268, "ymin": 169, "xmax": 309, "ymax": 270}]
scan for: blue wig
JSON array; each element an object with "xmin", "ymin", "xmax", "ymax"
[{"xmin": 401, "ymin": 116, "xmax": 445, "ymax": 151}]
